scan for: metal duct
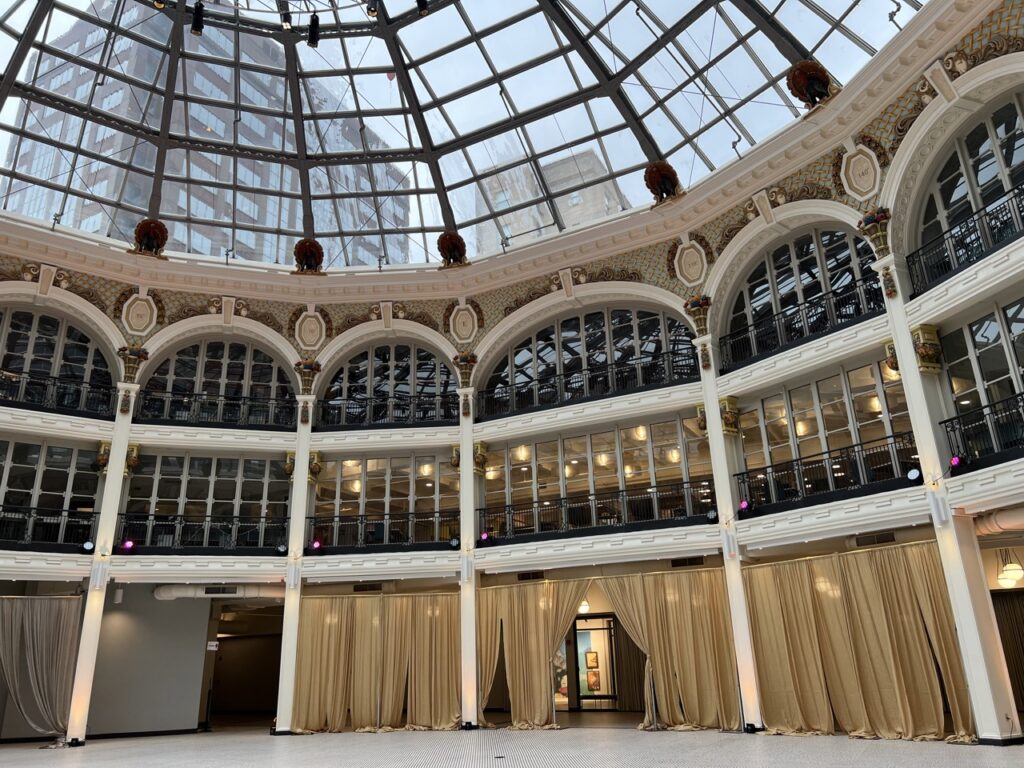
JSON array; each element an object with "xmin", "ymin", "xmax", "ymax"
[{"xmin": 975, "ymin": 509, "xmax": 1024, "ymax": 537}]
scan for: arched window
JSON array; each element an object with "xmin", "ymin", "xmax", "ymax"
[
  {"xmin": 320, "ymin": 342, "xmax": 458, "ymax": 428},
  {"xmin": 722, "ymin": 228, "xmax": 880, "ymax": 368},
  {"xmin": 0, "ymin": 308, "xmax": 114, "ymax": 414},
  {"xmin": 912, "ymin": 95, "xmax": 1024, "ymax": 291},
  {"xmin": 480, "ymin": 307, "xmax": 696, "ymax": 418},
  {"xmin": 138, "ymin": 340, "xmax": 295, "ymax": 426}
]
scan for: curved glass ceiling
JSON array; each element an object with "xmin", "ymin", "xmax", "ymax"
[{"xmin": 0, "ymin": 0, "xmax": 925, "ymax": 268}]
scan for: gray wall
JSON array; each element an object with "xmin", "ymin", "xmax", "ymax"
[
  {"xmin": 211, "ymin": 635, "xmax": 281, "ymax": 715},
  {"xmin": 86, "ymin": 584, "xmax": 210, "ymax": 736}
]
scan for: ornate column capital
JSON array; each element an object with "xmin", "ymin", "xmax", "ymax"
[
  {"xmin": 293, "ymin": 359, "xmax": 321, "ymax": 396},
  {"xmin": 117, "ymin": 346, "xmax": 148, "ymax": 384}
]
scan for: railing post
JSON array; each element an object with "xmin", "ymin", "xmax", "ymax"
[
  {"xmin": 66, "ymin": 380, "xmax": 138, "ymax": 745},
  {"xmin": 456, "ymin": 383, "xmax": 479, "ymax": 727},
  {"xmin": 274, "ymin": 392, "xmax": 315, "ymax": 734},
  {"xmin": 694, "ymin": 334, "xmax": 763, "ymax": 730},
  {"xmin": 872, "ymin": 249, "xmax": 1021, "ymax": 742}
]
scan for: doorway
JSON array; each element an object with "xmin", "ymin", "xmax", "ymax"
[{"xmin": 201, "ymin": 603, "xmax": 283, "ymax": 730}]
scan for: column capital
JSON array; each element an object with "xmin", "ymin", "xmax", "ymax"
[
  {"xmin": 295, "ymin": 393, "xmax": 316, "ymax": 405},
  {"xmin": 115, "ymin": 381, "xmax": 140, "ymax": 394}
]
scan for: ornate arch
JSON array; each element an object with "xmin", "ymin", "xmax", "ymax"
[
  {"xmin": 472, "ymin": 281, "xmax": 695, "ymax": 389},
  {"xmin": 703, "ymin": 200, "xmax": 865, "ymax": 338},
  {"xmin": 315, "ymin": 319, "xmax": 460, "ymax": 400},
  {"xmin": 881, "ymin": 52, "xmax": 1024, "ymax": 257},
  {"xmin": 137, "ymin": 315, "xmax": 302, "ymax": 390},
  {"xmin": 0, "ymin": 281, "xmax": 128, "ymax": 380}
]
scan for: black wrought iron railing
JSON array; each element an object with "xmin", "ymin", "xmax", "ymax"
[
  {"xmin": 116, "ymin": 512, "xmax": 288, "ymax": 551},
  {"xmin": 316, "ymin": 393, "xmax": 460, "ymax": 430},
  {"xmin": 734, "ymin": 432, "xmax": 918, "ymax": 517},
  {"xmin": 307, "ymin": 511, "xmax": 460, "ymax": 549},
  {"xmin": 476, "ymin": 348, "xmax": 700, "ymax": 422},
  {"xmin": 0, "ymin": 505, "xmax": 97, "ymax": 549},
  {"xmin": 943, "ymin": 392, "xmax": 1024, "ymax": 473},
  {"xmin": 477, "ymin": 480, "xmax": 716, "ymax": 542},
  {"xmin": 134, "ymin": 391, "xmax": 297, "ymax": 429},
  {"xmin": 0, "ymin": 372, "xmax": 116, "ymax": 419},
  {"xmin": 719, "ymin": 275, "xmax": 885, "ymax": 372},
  {"xmin": 907, "ymin": 182, "xmax": 1024, "ymax": 296}
]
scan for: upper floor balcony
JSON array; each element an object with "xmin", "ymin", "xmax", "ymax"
[
  {"xmin": 0, "ymin": 505, "xmax": 97, "ymax": 552},
  {"xmin": 477, "ymin": 479, "xmax": 716, "ymax": 544},
  {"xmin": 735, "ymin": 432, "xmax": 918, "ymax": 518},
  {"xmin": 944, "ymin": 391, "xmax": 1024, "ymax": 474},
  {"xmin": 115, "ymin": 511, "xmax": 289, "ymax": 554},
  {"xmin": 134, "ymin": 391, "xmax": 297, "ymax": 430},
  {"xmin": 0, "ymin": 372, "xmax": 116, "ymax": 420},
  {"xmin": 907, "ymin": 182, "xmax": 1024, "ymax": 297},
  {"xmin": 475, "ymin": 347, "xmax": 700, "ymax": 422},
  {"xmin": 307, "ymin": 511, "xmax": 460, "ymax": 552},
  {"xmin": 315, "ymin": 393, "xmax": 460, "ymax": 431},
  {"xmin": 719, "ymin": 275, "xmax": 885, "ymax": 373}
]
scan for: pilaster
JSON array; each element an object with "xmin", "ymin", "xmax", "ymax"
[{"xmin": 457, "ymin": 386, "xmax": 479, "ymax": 727}]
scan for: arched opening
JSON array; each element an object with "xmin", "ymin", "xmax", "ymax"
[
  {"xmin": 136, "ymin": 339, "xmax": 297, "ymax": 428},
  {"xmin": 719, "ymin": 226, "xmax": 882, "ymax": 370},
  {"xmin": 478, "ymin": 306, "xmax": 696, "ymax": 420}
]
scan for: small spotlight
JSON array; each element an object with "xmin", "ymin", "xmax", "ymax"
[
  {"xmin": 275, "ymin": 543, "xmax": 288, "ymax": 556},
  {"xmin": 81, "ymin": 540, "xmax": 95, "ymax": 554},
  {"xmin": 449, "ymin": 536, "xmax": 460, "ymax": 550},
  {"xmin": 120, "ymin": 540, "xmax": 135, "ymax": 553},
  {"xmin": 281, "ymin": 11, "xmax": 292, "ymax": 30},
  {"xmin": 738, "ymin": 499, "xmax": 750, "ymax": 512},
  {"xmin": 950, "ymin": 455, "xmax": 962, "ymax": 468},
  {"xmin": 417, "ymin": 0, "xmax": 428, "ymax": 15},
  {"xmin": 479, "ymin": 531, "xmax": 488, "ymax": 541},
  {"xmin": 906, "ymin": 467, "xmax": 922, "ymax": 483},
  {"xmin": 706, "ymin": 510, "xmax": 718, "ymax": 522},
  {"xmin": 191, "ymin": 1, "xmax": 204, "ymax": 36},
  {"xmin": 153, "ymin": 0, "xmax": 166, "ymax": 8},
  {"xmin": 307, "ymin": 13, "xmax": 319, "ymax": 47},
  {"xmin": 366, "ymin": 0, "xmax": 378, "ymax": 16}
]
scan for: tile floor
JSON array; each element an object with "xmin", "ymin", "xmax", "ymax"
[{"xmin": 1, "ymin": 727, "xmax": 1021, "ymax": 768}]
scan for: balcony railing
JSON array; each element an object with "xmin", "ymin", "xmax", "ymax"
[
  {"xmin": 476, "ymin": 348, "xmax": 700, "ymax": 422},
  {"xmin": 907, "ymin": 182, "xmax": 1024, "ymax": 296},
  {"xmin": 719, "ymin": 275, "xmax": 885, "ymax": 372},
  {"xmin": 943, "ymin": 392, "xmax": 1024, "ymax": 473},
  {"xmin": 316, "ymin": 393, "xmax": 460, "ymax": 430},
  {"xmin": 307, "ymin": 511, "xmax": 460, "ymax": 550},
  {"xmin": 135, "ymin": 391, "xmax": 297, "ymax": 429},
  {"xmin": 734, "ymin": 432, "xmax": 918, "ymax": 517},
  {"xmin": 478, "ymin": 480, "xmax": 716, "ymax": 543},
  {"xmin": 0, "ymin": 372, "xmax": 116, "ymax": 419},
  {"xmin": 0, "ymin": 506, "xmax": 97, "ymax": 550},
  {"xmin": 116, "ymin": 512, "xmax": 288, "ymax": 552}
]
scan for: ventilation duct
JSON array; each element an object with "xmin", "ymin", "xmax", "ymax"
[
  {"xmin": 153, "ymin": 584, "xmax": 286, "ymax": 601},
  {"xmin": 975, "ymin": 509, "xmax": 1024, "ymax": 537}
]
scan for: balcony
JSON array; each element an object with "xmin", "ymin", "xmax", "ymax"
[
  {"xmin": 0, "ymin": 372, "xmax": 116, "ymax": 419},
  {"xmin": 0, "ymin": 505, "xmax": 97, "ymax": 552},
  {"xmin": 735, "ymin": 433, "xmax": 918, "ymax": 518},
  {"xmin": 135, "ymin": 391, "xmax": 297, "ymax": 430},
  {"xmin": 307, "ymin": 511, "xmax": 460, "ymax": 552},
  {"xmin": 907, "ymin": 182, "xmax": 1024, "ymax": 297},
  {"xmin": 115, "ymin": 512, "xmax": 288, "ymax": 554},
  {"xmin": 477, "ymin": 480, "xmax": 716, "ymax": 544},
  {"xmin": 719, "ymin": 275, "xmax": 885, "ymax": 373},
  {"xmin": 476, "ymin": 348, "xmax": 700, "ymax": 422},
  {"xmin": 943, "ymin": 392, "xmax": 1024, "ymax": 474},
  {"xmin": 316, "ymin": 393, "xmax": 460, "ymax": 430}
]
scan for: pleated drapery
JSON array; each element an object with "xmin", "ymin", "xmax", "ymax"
[
  {"xmin": 292, "ymin": 593, "xmax": 460, "ymax": 733},
  {"xmin": 0, "ymin": 596, "xmax": 82, "ymax": 736},
  {"xmin": 744, "ymin": 541, "xmax": 975, "ymax": 742},
  {"xmin": 598, "ymin": 576, "xmax": 656, "ymax": 729},
  {"xmin": 476, "ymin": 586, "xmax": 505, "ymax": 727},
  {"xmin": 991, "ymin": 590, "xmax": 1024, "ymax": 711}
]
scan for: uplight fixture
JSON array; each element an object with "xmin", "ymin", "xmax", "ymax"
[{"xmin": 190, "ymin": 1, "xmax": 204, "ymax": 35}]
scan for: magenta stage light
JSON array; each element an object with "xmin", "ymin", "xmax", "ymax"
[
  {"xmin": 311, "ymin": 539, "xmax": 322, "ymax": 550},
  {"xmin": 950, "ymin": 455, "xmax": 962, "ymax": 467},
  {"xmin": 122, "ymin": 540, "xmax": 134, "ymax": 551},
  {"xmin": 738, "ymin": 499, "xmax": 750, "ymax": 511},
  {"xmin": 480, "ymin": 531, "xmax": 489, "ymax": 541}
]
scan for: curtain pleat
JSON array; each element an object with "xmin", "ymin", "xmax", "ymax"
[
  {"xmin": 476, "ymin": 586, "xmax": 504, "ymax": 727},
  {"xmin": 991, "ymin": 591, "xmax": 1024, "ymax": 713},
  {"xmin": 0, "ymin": 597, "xmax": 81, "ymax": 736},
  {"xmin": 744, "ymin": 542, "xmax": 976, "ymax": 741},
  {"xmin": 408, "ymin": 594, "xmax": 460, "ymax": 730},
  {"xmin": 378, "ymin": 596, "xmax": 411, "ymax": 730},
  {"xmin": 598, "ymin": 577, "xmax": 656, "ymax": 729}
]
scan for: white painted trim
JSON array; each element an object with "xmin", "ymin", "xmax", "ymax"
[
  {"xmin": 946, "ymin": 455, "xmax": 1024, "ymax": 514},
  {"xmin": 0, "ymin": 405, "xmax": 114, "ymax": 442},
  {"xmin": 310, "ymin": 425, "xmax": 461, "ymax": 452},
  {"xmin": 128, "ymin": 423, "xmax": 297, "ymax": 452},
  {"xmin": 108, "ymin": 555, "xmax": 288, "ymax": 584},
  {"xmin": 301, "ymin": 551, "xmax": 461, "ymax": 583},
  {"xmin": 0, "ymin": 552, "xmax": 92, "ymax": 582}
]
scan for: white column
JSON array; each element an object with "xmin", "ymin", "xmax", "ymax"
[
  {"xmin": 875, "ymin": 256, "xmax": 1020, "ymax": 741},
  {"xmin": 457, "ymin": 387, "xmax": 479, "ymax": 727},
  {"xmin": 693, "ymin": 335, "xmax": 763, "ymax": 731},
  {"xmin": 274, "ymin": 393, "xmax": 315, "ymax": 734},
  {"xmin": 66, "ymin": 382, "xmax": 138, "ymax": 745}
]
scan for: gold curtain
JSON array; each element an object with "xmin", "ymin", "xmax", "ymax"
[
  {"xmin": 476, "ymin": 586, "xmax": 505, "ymax": 726},
  {"xmin": 598, "ymin": 576, "xmax": 655, "ymax": 728},
  {"xmin": 292, "ymin": 593, "xmax": 461, "ymax": 733},
  {"xmin": 744, "ymin": 542, "xmax": 975, "ymax": 741},
  {"xmin": 991, "ymin": 590, "xmax": 1024, "ymax": 712},
  {"xmin": 643, "ymin": 570, "xmax": 741, "ymax": 731},
  {"xmin": 490, "ymin": 579, "xmax": 591, "ymax": 729}
]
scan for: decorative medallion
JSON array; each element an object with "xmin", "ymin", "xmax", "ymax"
[
  {"xmin": 839, "ymin": 144, "xmax": 882, "ymax": 201},
  {"xmin": 295, "ymin": 310, "xmax": 327, "ymax": 351},
  {"xmin": 121, "ymin": 293, "xmax": 159, "ymax": 336},
  {"xmin": 673, "ymin": 240, "xmax": 707, "ymax": 287},
  {"xmin": 448, "ymin": 302, "xmax": 481, "ymax": 345}
]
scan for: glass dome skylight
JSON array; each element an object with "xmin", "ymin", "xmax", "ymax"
[{"xmin": 0, "ymin": 0, "xmax": 925, "ymax": 268}]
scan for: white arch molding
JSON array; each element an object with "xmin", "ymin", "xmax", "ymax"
[
  {"xmin": 471, "ymin": 281, "xmax": 696, "ymax": 389},
  {"xmin": 881, "ymin": 52, "xmax": 1024, "ymax": 257},
  {"xmin": 703, "ymin": 199, "xmax": 865, "ymax": 337},
  {"xmin": 315, "ymin": 319, "xmax": 460, "ymax": 400},
  {"xmin": 0, "ymin": 282, "xmax": 128, "ymax": 379},
  {"xmin": 137, "ymin": 315, "xmax": 303, "ymax": 390}
]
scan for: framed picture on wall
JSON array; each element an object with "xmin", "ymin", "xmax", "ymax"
[
  {"xmin": 585, "ymin": 651, "xmax": 599, "ymax": 669},
  {"xmin": 586, "ymin": 670, "xmax": 601, "ymax": 691}
]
